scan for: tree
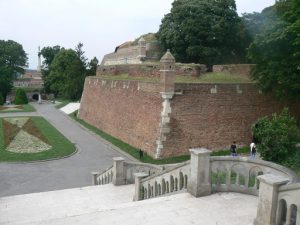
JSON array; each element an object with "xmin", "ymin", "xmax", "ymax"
[
  {"xmin": 14, "ymin": 88, "xmax": 28, "ymax": 104},
  {"xmin": 87, "ymin": 57, "xmax": 99, "ymax": 76},
  {"xmin": 47, "ymin": 48, "xmax": 86, "ymax": 100},
  {"xmin": 0, "ymin": 40, "xmax": 27, "ymax": 99},
  {"xmin": 0, "ymin": 93, "xmax": 3, "ymax": 105},
  {"xmin": 252, "ymin": 108, "xmax": 300, "ymax": 164},
  {"xmin": 39, "ymin": 46, "xmax": 62, "ymax": 92},
  {"xmin": 157, "ymin": 0, "xmax": 249, "ymax": 68},
  {"xmin": 248, "ymin": 0, "xmax": 300, "ymax": 101}
]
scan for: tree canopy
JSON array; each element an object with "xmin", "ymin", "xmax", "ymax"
[
  {"xmin": 46, "ymin": 46, "xmax": 86, "ymax": 100},
  {"xmin": 248, "ymin": 0, "xmax": 300, "ymax": 101},
  {"xmin": 40, "ymin": 45, "xmax": 62, "ymax": 93},
  {"xmin": 157, "ymin": 0, "xmax": 250, "ymax": 68},
  {"xmin": 0, "ymin": 40, "xmax": 27, "ymax": 99}
]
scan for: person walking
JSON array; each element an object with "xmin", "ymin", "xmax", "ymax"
[
  {"xmin": 250, "ymin": 142, "xmax": 256, "ymax": 159},
  {"xmin": 230, "ymin": 141, "xmax": 237, "ymax": 157}
]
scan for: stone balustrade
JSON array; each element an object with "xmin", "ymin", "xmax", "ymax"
[
  {"xmin": 92, "ymin": 166, "xmax": 113, "ymax": 185},
  {"xmin": 92, "ymin": 157, "xmax": 165, "ymax": 186},
  {"xmin": 135, "ymin": 161, "xmax": 190, "ymax": 201},
  {"xmin": 211, "ymin": 156, "xmax": 299, "ymax": 196},
  {"xmin": 276, "ymin": 183, "xmax": 300, "ymax": 225}
]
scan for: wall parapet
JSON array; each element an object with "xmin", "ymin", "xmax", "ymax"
[{"xmin": 97, "ymin": 63, "xmax": 207, "ymax": 77}]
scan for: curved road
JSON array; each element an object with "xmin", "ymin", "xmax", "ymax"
[{"xmin": 0, "ymin": 103, "xmax": 133, "ymax": 197}]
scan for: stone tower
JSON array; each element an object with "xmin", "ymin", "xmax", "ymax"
[
  {"xmin": 160, "ymin": 49, "xmax": 176, "ymax": 93},
  {"xmin": 37, "ymin": 46, "xmax": 41, "ymax": 72},
  {"xmin": 137, "ymin": 37, "xmax": 146, "ymax": 60}
]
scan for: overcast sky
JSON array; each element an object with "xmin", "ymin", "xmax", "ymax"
[{"xmin": 0, "ymin": 0, "xmax": 275, "ymax": 69}]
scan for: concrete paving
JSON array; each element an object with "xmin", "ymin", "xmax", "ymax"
[
  {"xmin": 0, "ymin": 184, "xmax": 258, "ymax": 225},
  {"xmin": 0, "ymin": 103, "xmax": 132, "ymax": 197}
]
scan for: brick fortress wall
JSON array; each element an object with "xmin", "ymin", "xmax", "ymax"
[
  {"xmin": 79, "ymin": 77, "xmax": 300, "ymax": 158},
  {"xmin": 79, "ymin": 77, "xmax": 162, "ymax": 156},
  {"xmin": 160, "ymin": 84, "xmax": 300, "ymax": 157}
]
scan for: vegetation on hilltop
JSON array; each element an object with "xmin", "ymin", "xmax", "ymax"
[{"xmin": 157, "ymin": 0, "xmax": 251, "ymax": 68}]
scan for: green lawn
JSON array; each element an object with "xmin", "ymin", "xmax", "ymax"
[
  {"xmin": 0, "ymin": 116, "xmax": 76, "ymax": 162},
  {"xmin": 0, "ymin": 104, "xmax": 36, "ymax": 113}
]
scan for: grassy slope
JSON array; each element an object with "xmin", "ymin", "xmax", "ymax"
[
  {"xmin": 70, "ymin": 112, "xmax": 251, "ymax": 164},
  {"xmin": 0, "ymin": 117, "xmax": 76, "ymax": 162}
]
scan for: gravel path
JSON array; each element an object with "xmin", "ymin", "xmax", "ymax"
[{"xmin": 0, "ymin": 103, "xmax": 133, "ymax": 197}]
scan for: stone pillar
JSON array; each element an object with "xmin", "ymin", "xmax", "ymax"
[
  {"xmin": 133, "ymin": 172, "xmax": 148, "ymax": 201},
  {"xmin": 91, "ymin": 172, "xmax": 98, "ymax": 185},
  {"xmin": 187, "ymin": 148, "xmax": 212, "ymax": 197},
  {"xmin": 112, "ymin": 157, "xmax": 126, "ymax": 186},
  {"xmin": 253, "ymin": 174, "xmax": 289, "ymax": 225}
]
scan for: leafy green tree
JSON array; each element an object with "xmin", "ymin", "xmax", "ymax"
[
  {"xmin": 87, "ymin": 57, "xmax": 99, "ymax": 76},
  {"xmin": 40, "ymin": 46, "xmax": 62, "ymax": 92},
  {"xmin": 252, "ymin": 108, "xmax": 300, "ymax": 164},
  {"xmin": 157, "ymin": 0, "xmax": 249, "ymax": 68},
  {"xmin": 0, "ymin": 40, "xmax": 27, "ymax": 99},
  {"xmin": 14, "ymin": 88, "xmax": 28, "ymax": 104},
  {"xmin": 248, "ymin": 0, "xmax": 300, "ymax": 101},
  {"xmin": 47, "ymin": 48, "xmax": 86, "ymax": 100}
]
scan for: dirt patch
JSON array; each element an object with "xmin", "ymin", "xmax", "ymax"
[
  {"xmin": 3, "ymin": 120, "xmax": 21, "ymax": 147},
  {"xmin": 23, "ymin": 119, "xmax": 50, "ymax": 144}
]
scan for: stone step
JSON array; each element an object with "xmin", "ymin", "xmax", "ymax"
[{"xmin": 0, "ymin": 184, "xmax": 258, "ymax": 225}]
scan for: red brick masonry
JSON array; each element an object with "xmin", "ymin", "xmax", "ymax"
[{"xmin": 79, "ymin": 77, "xmax": 300, "ymax": 158}]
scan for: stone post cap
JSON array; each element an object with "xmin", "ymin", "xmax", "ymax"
[
  {"xmin": 138, "ymin": 37, "xmax": 146, "ymax": 44},
  {"xmin": 257, "ymin": 174, "xmax": 289, "ymax": 186},
  {"xmin": 113, "ymin": 157, "xmax": 125, "ymax": 161},
  {"xmin": 91, "ymin": 172, "xmax": 99, "ymax": 175},
  {"xmin": 160, "ymin": 49, "xmax": 175, "ymax": 63},
  {"xmin": 134, "ymin": 172, "xmax": 149, "ymax": 178},
  {"xmin": 189, "ymin": 148, "xmax": 212, "ymax": 155}
]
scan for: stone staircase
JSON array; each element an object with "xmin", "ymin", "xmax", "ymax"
[{"xmin": 0, "ymin": 184, "xmax": 258, "ymax": 225}]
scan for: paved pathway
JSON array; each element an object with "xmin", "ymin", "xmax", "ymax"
[{"xmin": 0, "ymin": 103, "xmax": 132, "ymax": 197}]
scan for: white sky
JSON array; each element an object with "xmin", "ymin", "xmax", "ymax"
[{"xmin": 0, "ymin": 0, "xmax": 275, "ymax": 69}]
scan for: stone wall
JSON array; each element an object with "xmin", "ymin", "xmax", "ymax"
[
  {"xmin": 159, "ymin": 83, "xmax": 300, "ymax": 157},
  {"xmin": 97, "ymin": 63, "xmax": 207, "ymax": 77},
  {"xmin": 212, "ymin": 64, "xmax": 254, "ymax": 77},
  {"xmin": 79, "ymin": 77, "xmax": 300, "ymax": 158},
  {"xmin": 79, "ymin": 77, "xmax": 162, "ymax": 156}
]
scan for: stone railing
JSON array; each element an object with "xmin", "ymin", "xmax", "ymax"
[
  {"xmin": 253, "ymin": 174, "xmax": 300, "ymax": 225},
  {"xmin": 211, "ymin": 157, "xmax": 299, "ymax": 196},
  {"xmin": 133, "ymin": 161, "xmax": 190, "ymax": 201},
  {"xmin": 276, "ymin": 183, "xmax": 300, "ymax": 225},
  {"xmin": 92, "ymin": 166, "xmax": 113, "ymax": 185},
  {"xmin": 92, "ymin": 157, "xmax": 164, "ymax": 186}
]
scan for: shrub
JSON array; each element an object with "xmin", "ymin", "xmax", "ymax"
[
  {"xmin": 14, "ymin": 89, "xmax": 28, "ymax": 104},
  {"xmin": 0, "ymin": 93, "xmax": 3, "ymax": 105},
  {"xmin": 252, "ymin": 108, "xmax": 300, "ymax": 164}
]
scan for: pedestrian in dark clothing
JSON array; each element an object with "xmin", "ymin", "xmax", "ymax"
[
  {"xmin": 139, "ymin": 149, "xmax": 144, "ymax": 159},
  {"xmin": 230, "ymin": 141, "xmax": 237, "ymax": 157}
]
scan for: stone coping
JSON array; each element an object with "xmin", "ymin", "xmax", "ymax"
[{"xmin": 278, "ymin": 182, "xmax": 300, "ymax": 192}]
